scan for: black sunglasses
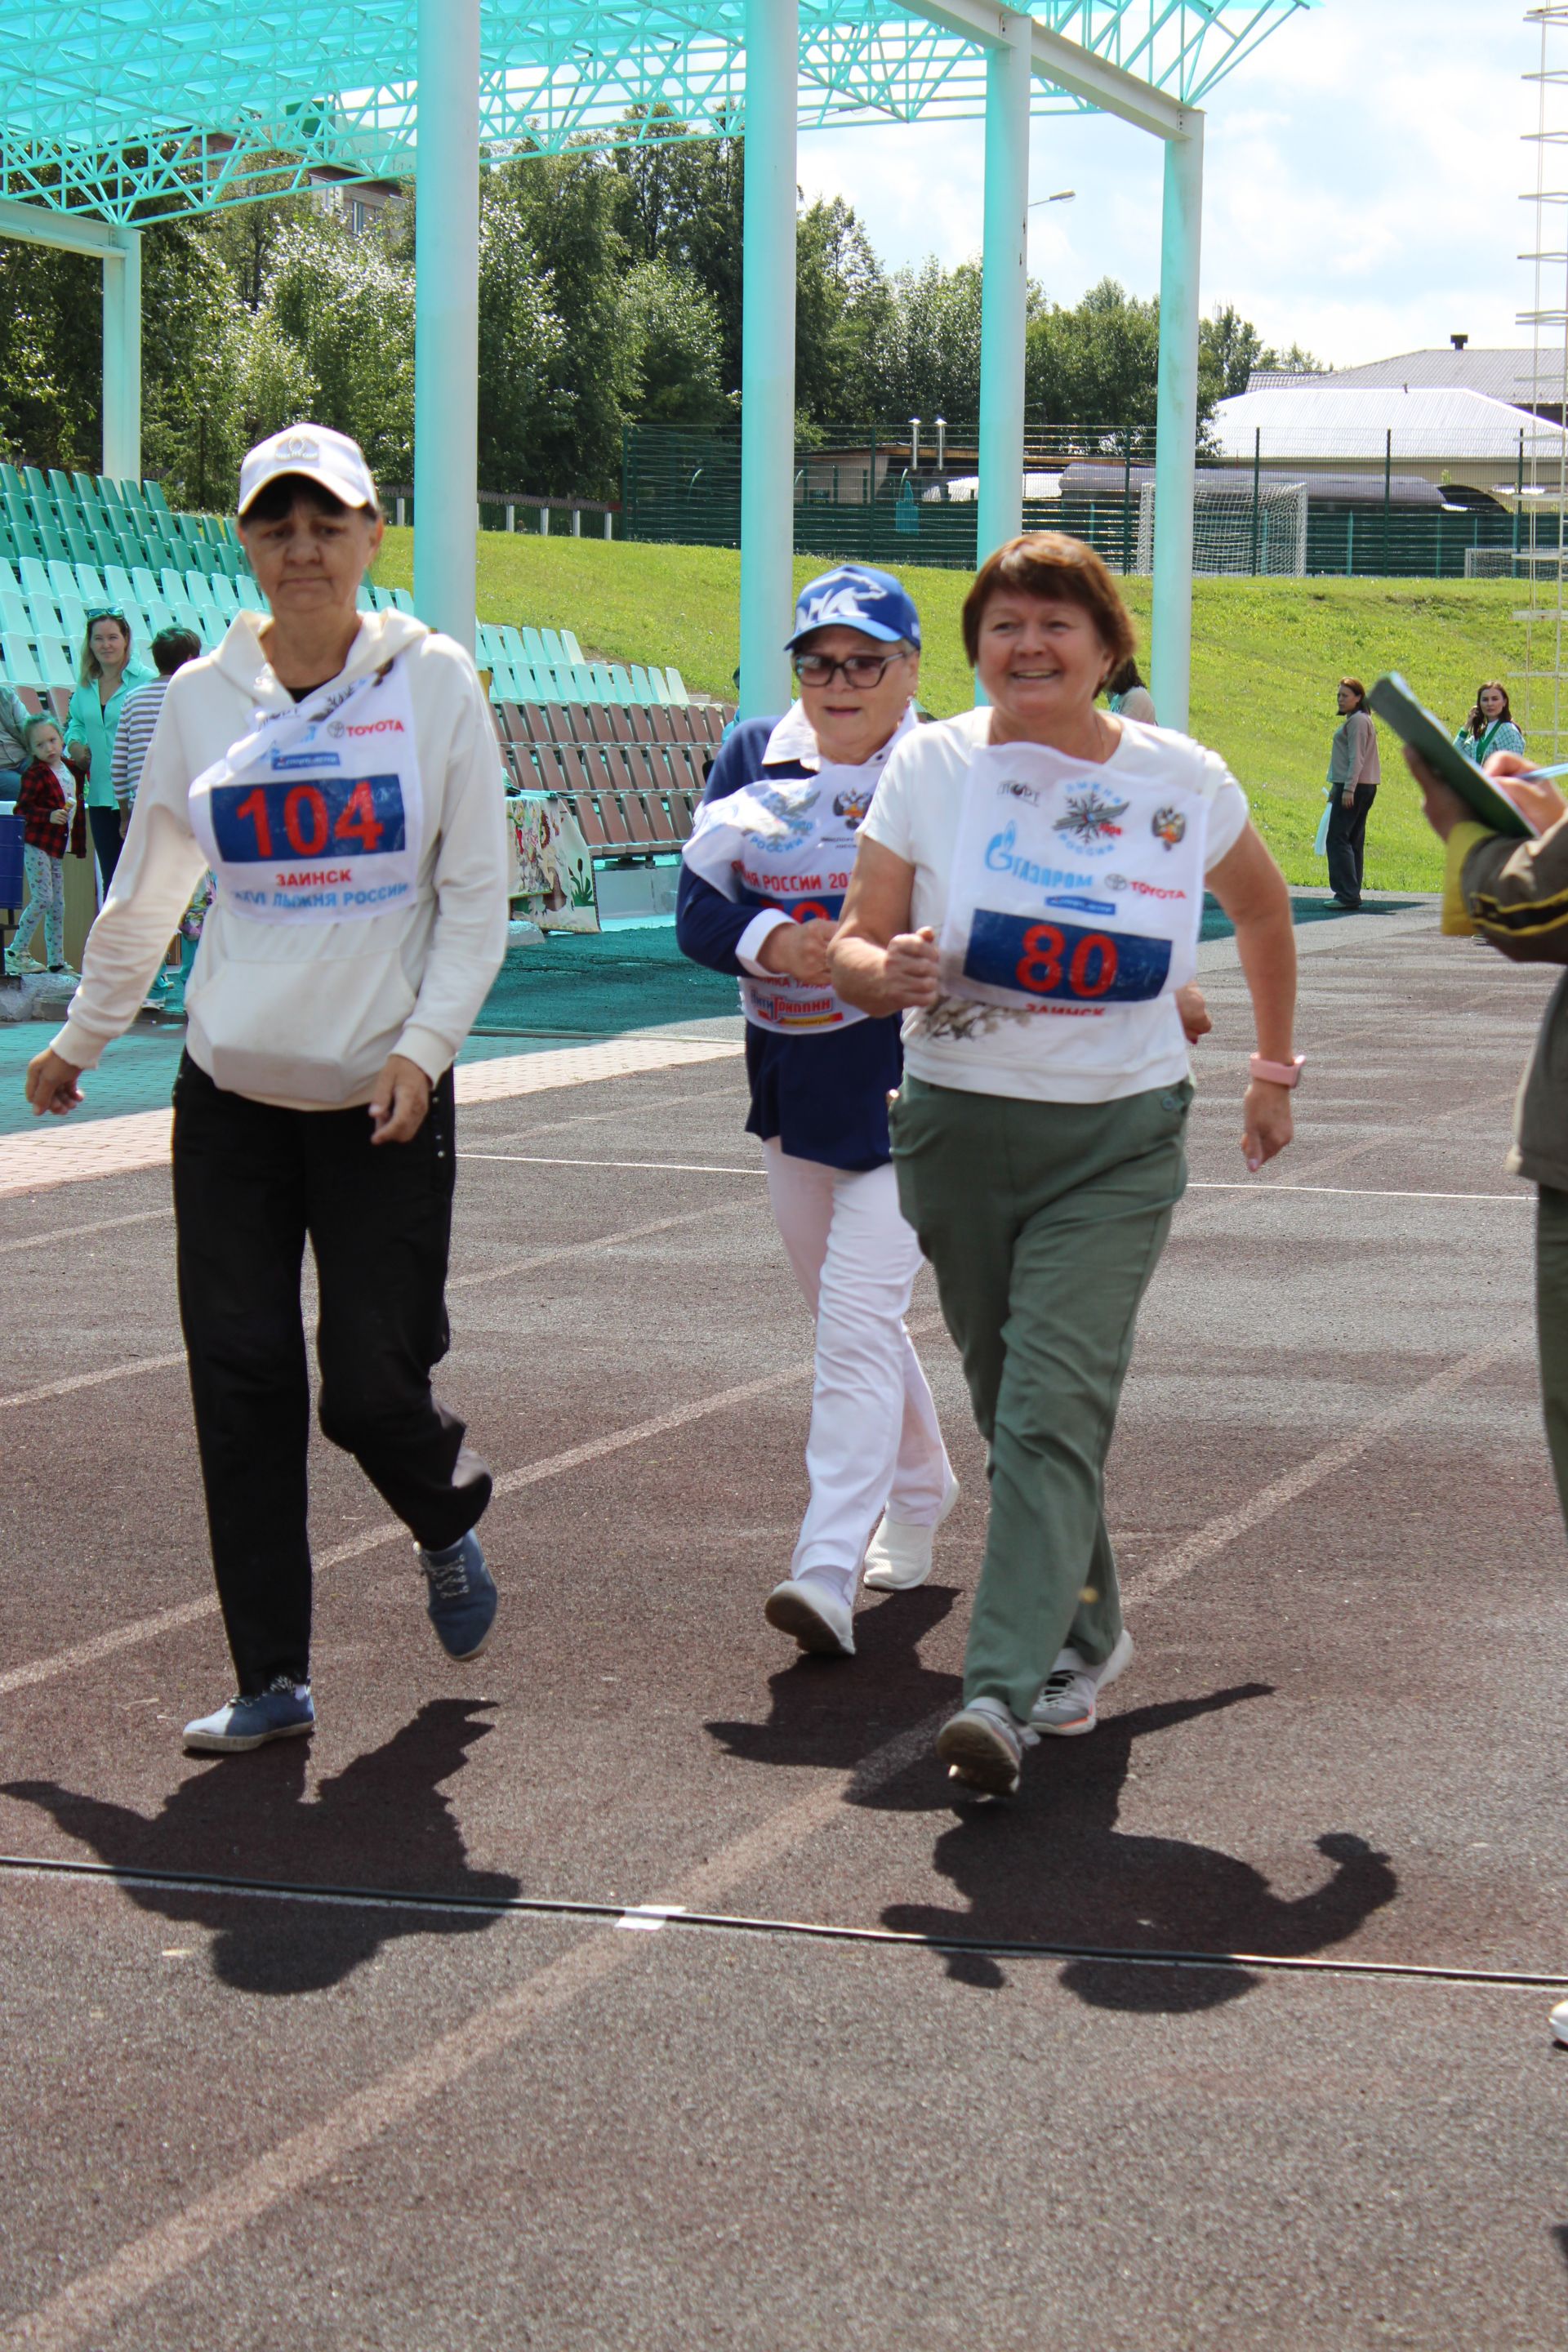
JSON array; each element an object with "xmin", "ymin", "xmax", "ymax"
[{"xmin": 791, "ymin": 649, "xmax": 906, "ymax": 689}]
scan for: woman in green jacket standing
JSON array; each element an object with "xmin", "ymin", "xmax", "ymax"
[{"xmin": 65, "ymin": 611, "xmax": 154, "ymax": 896}]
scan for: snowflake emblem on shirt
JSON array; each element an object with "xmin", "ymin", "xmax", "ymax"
[{"xmin": 1053, "ymin": 786, "xmax": 1129, "ymax": 853}]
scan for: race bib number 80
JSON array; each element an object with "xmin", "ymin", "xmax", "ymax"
[
  {"xmin": 210, "ymin": 772, "xmax": 406, "ymax": 864},
  {"xmin": 963, "ymin": 909, "xmax": 1172, "ymax": 1003}
]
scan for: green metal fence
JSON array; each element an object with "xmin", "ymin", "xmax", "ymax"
[{"xmin": 621, "ymin": 422, "xmax": 1521, "ymax": 581}]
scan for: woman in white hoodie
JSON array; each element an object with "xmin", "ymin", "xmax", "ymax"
[{"xmin": 24, "ymin": 425, "xmax": 510, "ymax": 1755}]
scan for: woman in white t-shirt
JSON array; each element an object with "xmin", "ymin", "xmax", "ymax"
[{"xmin": 832, "ymin": 532, "xmax": 1299, "ymax": 1797}]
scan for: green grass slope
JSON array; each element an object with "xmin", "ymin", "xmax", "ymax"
[{"xmin": 372, "ymin": 527, "xmax": 1523, "ymax": 890}]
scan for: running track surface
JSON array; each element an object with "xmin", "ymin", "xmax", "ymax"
[{"xmin": 3, "ymin": 913, "xmax": 1568, "ymax": 2350}]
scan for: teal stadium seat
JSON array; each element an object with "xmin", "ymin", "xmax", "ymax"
[{"xmin": 2, "ymin": 633, "xmax": 40, "ymax": 687}]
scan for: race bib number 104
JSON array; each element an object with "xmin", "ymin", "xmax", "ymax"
[{"xmin": 210, "ymin": 772, "xmax": 407, "ymax": 864}]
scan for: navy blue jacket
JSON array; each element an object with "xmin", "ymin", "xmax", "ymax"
[{"xmin": 675, "ymin": 717, "xmax": 903, "ymax": 1171}]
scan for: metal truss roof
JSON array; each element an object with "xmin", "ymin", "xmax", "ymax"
[{"xmin": 0, "ymin": 1, "xmax": 1307, "ymax": 224}]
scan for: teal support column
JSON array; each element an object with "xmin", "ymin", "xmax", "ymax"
[
  {"xmin": 1150, "ymin": 117, "xmax": 1203, "ymax": 733},
  {"xmin": 412, "ymin": 0, "xmax": 479, "ymax": 653},
  {"xmin": 101, "ymin": 231, "xmax": 141, "ymax": 483},
  {"xmin": 737, "ymin": 0, "xmax": 798, "ymax": 718},
  {"xmin": 976, "ymin": 13, "xmax": 1031, "ymax": 571}
]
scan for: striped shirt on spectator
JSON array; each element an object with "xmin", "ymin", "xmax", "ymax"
[{"xmin": 110, "ymin": 677, "xmax": 171, "ymax": 813}]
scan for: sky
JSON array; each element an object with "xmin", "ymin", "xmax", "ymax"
[{"xmin": 796, "ymin": 0, "xmax": 1527, "ymax": 369}]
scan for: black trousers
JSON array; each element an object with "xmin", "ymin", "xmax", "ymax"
[
  {"xmin": 87, "ymin": 804, "xmax": 122, "ymax": 897},
  {"xmin": 172, "ymin": 1055, "xmax": 491, "ymax": 1691},
  {"xmin": 1325, "ymin": 784, "xmax": 1375, "ymax": 908}
]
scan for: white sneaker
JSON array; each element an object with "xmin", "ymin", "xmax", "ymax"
[
  {"xmin": 1030, "ymin": 1628, "xmax": 1134, "ymax": 1737},
  {"xmin": 764, "ymin": 1575, "xmax": 855, "ymax": 1658},
  {"xmin": 936, "ymin": 1696, "xmax": 1037, "ymax": 1797},
  {"xmin": 862, "ymin": 1477, "xmax": 961, "ymax": 1592}
]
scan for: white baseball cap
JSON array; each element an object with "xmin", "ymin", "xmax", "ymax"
[{"xmin": 237, "ymin": 423, "xmax": 378, "ymax": 518}]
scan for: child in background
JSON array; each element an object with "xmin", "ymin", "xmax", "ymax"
[{"xmin": 5, "ymin": 713, "xmax": 78, "ymax": 975}]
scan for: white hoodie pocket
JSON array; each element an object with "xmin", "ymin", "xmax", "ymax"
[{"xmin": 185, "ymin": 911, "xmax": 423, "ymax": 1104}]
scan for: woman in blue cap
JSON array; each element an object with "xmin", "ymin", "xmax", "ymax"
[{"xmin": 678, "ymin": 564, "xmax": 956, "ymax": 1658}]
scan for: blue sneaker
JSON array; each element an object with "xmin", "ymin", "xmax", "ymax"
[
  {"xmin": 182, "ymin": 1677, "xmax": 315, "ymax": 1754},
  {"xmin": 417, "ymin": 1530, "xmax": 497, "ymax": 1660}
]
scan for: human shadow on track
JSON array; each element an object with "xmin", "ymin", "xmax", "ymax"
[
  {"xmin": 2, "ymin": 1699, "xmax": 517, "ymax": 1998},
  {"xmin": 873, "ymin": 1684, "xmax": 1397, "ymax": 2010},
  {"xmin": 705, "ymin": 1584, "xmax": 961, "ymax": 1772}
]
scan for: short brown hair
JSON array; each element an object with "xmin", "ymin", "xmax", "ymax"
[
  {"xmin": 1339, "ymin": 676, "xmax": 1368, "ymax": 710},
  {"xmin": 961, "ymin": 532, "xmax": 1136, "ymax": 674}
]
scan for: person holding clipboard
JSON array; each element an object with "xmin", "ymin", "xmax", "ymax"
[
  {"xmin": 23, "ymin": 424, "xmax": 510, "ymax": 1754},
  {"xmin": 1383, "ymin": 674, "xmax": 1568, "ymax": 1527}
]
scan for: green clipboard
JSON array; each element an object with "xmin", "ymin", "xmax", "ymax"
[{"xmin": 1369, "ymin": 672, "xmax": 1535, "ymax": 840}]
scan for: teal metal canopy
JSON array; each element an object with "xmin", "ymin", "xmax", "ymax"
[{"xmin": 1, "ymin": 1, "xmax": 1306, "ymax": 222}]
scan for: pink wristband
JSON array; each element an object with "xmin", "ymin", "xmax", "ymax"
[{"xmin": 1250, "ymin": 1054, "xmax": 1304, "ymax": 1088}]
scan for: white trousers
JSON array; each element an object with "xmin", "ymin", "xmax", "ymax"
[{"xmin": 764, "ymin": 1140, "xmax": 951, "ymax": 1599}]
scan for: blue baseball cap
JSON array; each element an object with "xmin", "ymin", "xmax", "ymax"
[{"xmin": 785, "ymin": 564, "xmax": 921, "ymax": 653}]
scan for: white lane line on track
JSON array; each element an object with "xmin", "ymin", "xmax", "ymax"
[
  {"xmin": 444, "ymin": 1204, "xmax": 751, "ymax": 1294},
  {"xmin": 466, "ymin": 1159, "xmax": 1537, "ymax": 1205},
  {"xmin": 463, "ymin": 1152, "xmax": 761, "ymax": 1175},
  {"xmin": 0, "ymin": 1204, "xmax": 758, "ymax": 1418},
  {"xmin": 0, "ymin": 1036, "xmax": 745, "ymax": 1198},
  {"xmin": 0, "ymin": 1318, "xmax": 1534, "ymax": 2347},
  {"xmin": 0, "ymin": 1205, "xmax": 172, "ymax": 1256},
  {"xmin": 0, "ymin": 1320, "xmax": 875, "ymax": 1699},
  {"xmin": 0, "ymin": 1706, "xmax": 938, "ymax": 2352},
  {"xmin": 4, "ymin": 1833, "xmax": 1496, "ymax": 2352},
  {"xmin": 1128, "ymin": 1321, "xmax": 1535, "ymax": 1604},
  {"xmin": 1188, "ymin": 1182, "xmax": 1531, "ymax": 1204},
  {"xmin": 0, "ymin": 1352, "xmax": 187, "ymax": 1410}
]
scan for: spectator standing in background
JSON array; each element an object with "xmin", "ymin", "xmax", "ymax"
[
  {"xmin": 1325, "ymin": 676, "xmax": 1380, "ymax": 911},
  {"xmin": 1103, "ymin": 657, "xmax": 1156, "ymax": 725},
  {"xmin": 113, "ymin": 626, "xmax": 205, "ymax": 1011},
  {"xmin": 1456, "ymin": 682, "xmax": 1525, "ymax": 764},
  {"xmin": 65, "ymin": 610, "xmax": 153, "ymax": 898},
  {"xmin": 0, "ymin": 675, "xmax": 32, "ymax": 801},
  {"xmin": 4, "ymin": 711, "xmax": 82, "ymax": 975},
  {"xmin": 112, "ymin": 626, "xmax": 203, "ymax": 823}
]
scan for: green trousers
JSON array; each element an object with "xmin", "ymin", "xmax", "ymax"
[
  {"xmin": 1536, "ymin": 1188, "xmax": 1568, "ymax": 1530},
  {"xmin": 891, "ymin": 1074, "xmax": 1191, "ymax": 1723}
]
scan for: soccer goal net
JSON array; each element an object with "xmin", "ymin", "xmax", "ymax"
[
  {"xmin": 1464, "ymin": 546, "xmax": 1568, "ymax": 580},
  {"xmin": 1135, "ymin": 479, "xmax": 1308, "ymax": 577}
]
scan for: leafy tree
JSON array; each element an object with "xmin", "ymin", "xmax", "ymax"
[
  {"xmin": 473, "ymin": 179, "xmax": 572, "ymax": 488},
  {"xmin": 140, "ymin": 221, "xmax": 261, "ymax": 508},
  {"xmin": 1200, "ymin": 302, "xmax": 1266, "ymax": 404},
  {"xmin": 265, "ymin": 215, "xmax": 416, "ymax": 479},
  {"xmin": 0, "ymin": 240, "xmax": 100, "ymax": 470},
  {"xmin": 871, "ymin": 256, "xmax": 988, "ymax": 428},
  {"xmin": 795, "ymin": 197, "xmax": 891, "ymax": 424},
  {"xmin": 621, "ymin": 257, "xmax": 727, "ymax": 425},
  {"xmin": 1258, "ymin": 341, "xmax": 1331, "ymax": 375},
  {"xmin": 612, "ymin": 122, "xmax": 746, "ymax": 394},
  {"xmin": 202, "ymin": 191, "xmax": 314, "ymax": 313},
  {"xmin": 1026, "ymin": 278, "xmax": 1162, "ymax": 432},
  {"xmin": 495, "ymin": 150, "xmax": 640, "ymax": 496}
]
